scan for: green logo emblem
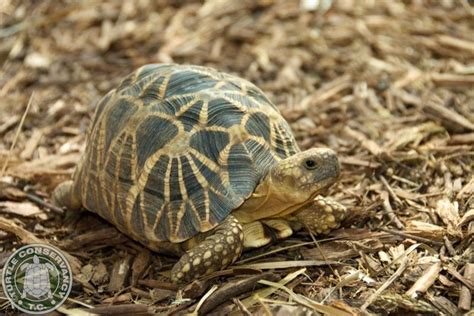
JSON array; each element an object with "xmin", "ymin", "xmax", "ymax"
[{"xmin": 2, "ymin": 244, "xmax": 72, "ymax": 314}]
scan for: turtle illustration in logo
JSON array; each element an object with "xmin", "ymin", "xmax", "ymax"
[
  {"xmin": 3, "ymin": 244, "xmax": 72, "ymax": 314},
  {"xmin": 20, "ymin": 255, "xmax": 55, "ymax": 299}
]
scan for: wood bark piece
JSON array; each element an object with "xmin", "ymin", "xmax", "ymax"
[
  {"xmin": 131, "ymin": 249, "xmax": 151, "ymax": 285},
  {"xmin": 406, "ymin": 261, "xmax": 441, "ymax": 297},
  {"xmin": 88, "ymin": 303, "xmax": 154, "ymax": 315},
  {"xmin": 108, "ymin": 255, "xmax": 132, "ymax": 292},
  {"xmin": 458, "ymin": 263, "xmax": 473, "ymax": 311},
  {"xmin": 60, "ymin": 227, "xmax": 126, "ymax": 250}
]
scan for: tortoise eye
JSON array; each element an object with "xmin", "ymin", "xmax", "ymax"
[{"xmin": 304, "ymin": 159, "xmax": 317, "ymax": 170}]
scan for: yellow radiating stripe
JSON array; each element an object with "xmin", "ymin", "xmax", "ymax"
[
  {"xmin": 217, "ymin": 143, "xmax": 231, "ymax": 185},
  {"xmin": 202, "ymin": 190, "xmax": 210, "ymax": 225},
  {"xmin": 173, "ymin": 157, "xmax": 187, "ymax": 237},
  {"xmin": 158, "ymin": 72, "xmax": 172, "ymax": 99},
  {"xmin": 201, "ymin": 125, "xmax": 228, "ymax": 133},
  {"xmin": 164, "ymin": 93, "xmax": 200, "ymax": 102},
  {"xmin": 214, "ymin": 80, "xmax": 227, "ymax": 89},
  {"xmin": 180, "ymin": 155, "xmax": 205, "ymax": 227},
  {"xmin": 162, "ymin": 157, "xmax": 174, "ymax": 239},
  {"xmin": 150, "ymin": 157, "xmax": 172, "ymax": 232},
  {"xmin": 111, "ymin": 133, "xmax": 127, "ymax": 227},
  {"xmin": 150, "ymin": 198, "xmax": 167, "ymax": 239},
  {"xmin": 187, "ymin": 67, "xmax": 223, "ymax": 82},
  {"xmin": 186, "ymin": 153, "xmax": 210, "ymax": 225},
  {"xmin": 188, "ymin": 151, "xmax": 230, "ymax": 200},
  {"xmin": 126, "ymin": 147, "xmax": 167, "ymax": 225},
  {"xmin": 174, "ymin": 97, "xmax": 197, "ymax": 117},
  {"xmin": 199, "ymin": 100, "xmax": 208, "ymax": 126},
  {"xmin": 220, "ymin": 95, "xmax": 248, "ymax": 113},
  {"xmin": 240, "ymin": 112, "xmax": 250, "ymax": 127},
  {"xmin": 101, "ymin": 98, "xmax": 143, "ymax": 170},
  {"xmin": 276, "ymin": 123, "xmax": 291, "ymax": 157},
  {"xmin": 97, "ymin": 120, "xmax": 108, "ymax": 212},
  {"xmin": 186, "ymin": 153, "xmax": 207, "ymax": 191},
  {"xmin": 188, "ymin": 148, "xmax": 220, "ymax": 173},
  {"xmin": 269, "ymin": 122, "xmax": 278, "ymax": 155},
  {"xmin": 209, "ymin": 183, "xmax": 227, "ymax": 199}
]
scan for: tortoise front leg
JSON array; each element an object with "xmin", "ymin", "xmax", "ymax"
[
  {"xmin": 242, "ymin": 219, "xmax": 294, "ymax": 249},
  {"xmin": 171, "ymin": 215, "xmax": 244, "ymax": 284},
  {"xmin": 290, "ymin": 195, "xmax": 347, "ymax": 235}
]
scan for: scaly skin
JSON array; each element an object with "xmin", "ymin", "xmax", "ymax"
[
  {"xmin": 291, "ymin": 196, "xmax": 347, "ymax": 235},
  {"xmin": 171, "ymin": 215, "xmax": 243, "ymax": 283}
]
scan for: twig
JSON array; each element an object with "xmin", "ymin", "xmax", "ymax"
[
  {"xmin": 380, "ymin": 176, "xmax": 402, "ymax": 205},
  {"xmin": 1, "ymin": 92, "xmax": 34, "ymax": 178},
  {"xmin": 190, "ymin": 284, "xmax": 218, "ymax": 315},
  {"xmin": 237, "ymin": 260, "xmax": 342, "ymax": 270},
  {"xmin": 443, "ymin": 236, "xmax": 457, "ymax": 256},
  {"xmin": 138, "ymin": 279, "xmax": 179, "ymax": 291},
  {"xmin": 236, "ymin": 238, "xmax": 339, "ymax": 264},
  {"xmin": 379, "ymin": 227, "xmax": 443, "ymax": 246},
  {"xmin": 446, "ymin": 266, "xmax": 474, "ymax": 290},
  {"xmin": 381, "ymin": 191, "xmax": 405, "ymax": 229},
  {"xmin": 232, "ymin": 298, "xmax": 252, "ymax": 316},
  {"xmin": 242, "ymin": 268, "xmax": 306, "ymax": 308},
  {"xmin": 197, "ymin": 272, "xmax": 278, "ymax": 314},
  {"xmin": 25, "ymin": 191, "xmax": 64, "ymax": 215},
  {"xmin": 361, "ymin": 249, "xmax": 411, "ymax": 311},
  {"xmin": 406, "ymin": 261, "xmax": 441, "ymax": 298},
  {"xmin": 87, "ymin": 304, "xmax": 153, "ymax": 315},
  {"xmin": 423, "ymin": 95, "xmax": 474, "ymax": 130}
]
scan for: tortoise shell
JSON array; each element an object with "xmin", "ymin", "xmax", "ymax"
[{"xmin": 72, "ymin": 64, "xmax": 300, "ymax": 243}]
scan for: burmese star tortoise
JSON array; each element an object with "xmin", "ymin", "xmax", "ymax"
[{"xmin": 52, "ymin": 64, "xmax": 347, "ymax": 283}]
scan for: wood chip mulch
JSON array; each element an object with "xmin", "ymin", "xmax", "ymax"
[{"xmin": 0, "ymin": 1, "xmax": 473, "ymax": 315}]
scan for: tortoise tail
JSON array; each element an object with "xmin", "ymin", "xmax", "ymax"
[{"xmin": 51, "ymin": 180, "xmax": 82, "ymax": 211}]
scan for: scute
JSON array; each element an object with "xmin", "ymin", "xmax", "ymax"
[
  {"xmin": 165, "ymin": 70, "xmax": 218, "ymax": 97},
  {"xmin": 103, "ymin": 97, "xmax": 138, "ymax": 154},
  {"xmin": 71, "ymin": 64, "xmax": 300, "ymax": 244},
  {"xmin": 208, "ymin": 98, "xmax": 245, "ymax": 128},
  {"xmin": 245, "ymin": 112, "xmax": 272, "ymax": 142},
  {"xmin": 227, "ymin": 143, "xmax": 259, "ymax": 196},
  {"xmin": 190, "ymin": 130, "xmax": 229, "ymax": 165},
  {"xmin": 135, "ymin": 116, "xmax": 178, "ymax": 172}
]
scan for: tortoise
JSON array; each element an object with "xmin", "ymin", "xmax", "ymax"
[
  {"xmin": 52, "ymin": 64, "xmax": 347, "ymax": 284},
  {"xmin": 20, "ymin": 255, "xmax": 54, "ymax": 299}
]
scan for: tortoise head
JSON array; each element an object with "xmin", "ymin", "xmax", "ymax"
[
  {"xmin": 233, "ymin": 148, "xmax": 340, "ymax": 222},
  {"xmin": 269, "ymin": 148, "xmax": 340, "ymax": 209}
]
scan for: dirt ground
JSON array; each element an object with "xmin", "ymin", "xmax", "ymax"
[{"xmin": 0, "ymin": 0, "xmax": 473, "ymax": 315}]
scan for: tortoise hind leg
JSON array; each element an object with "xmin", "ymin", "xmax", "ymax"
[
  {"xmin": 51, "ymin": 180, "xmax": 82, "ymax": 211},
  {"xmin": 171, "ymin": 215, "xmax": 244, "ymax": 284}
]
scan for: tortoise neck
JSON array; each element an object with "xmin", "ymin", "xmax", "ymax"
[{"xmin": 232, "ymin": 172, "xmax": 306, "ymax": 224}]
